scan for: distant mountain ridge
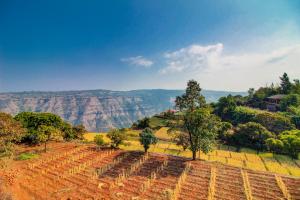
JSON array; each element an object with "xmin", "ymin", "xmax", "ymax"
[{"xmin": 0, "ymin": 89, "xmax": 245, "ymax": 131}]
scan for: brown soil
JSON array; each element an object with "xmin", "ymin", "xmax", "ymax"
[{"xmin": 1, "ymin": 142, "xmax": 299, "ymax": 200}]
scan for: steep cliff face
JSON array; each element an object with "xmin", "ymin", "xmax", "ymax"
[
  {"xmin": 0, "ymin": 89, "xmax": 182, "ymax": 131},
  {"xmin": 0, "ymin": 89, "xmax": 245, "ymax": 131}
]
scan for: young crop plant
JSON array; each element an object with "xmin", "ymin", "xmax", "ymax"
[
  {"xmin": 208, "ymin": 167, "xmax": 217, "ymax": 200},
  {"xmin": 275, "ymin": 175, "xmax": 291, "ymax": 200},
  {"xmin": 241, "ymin": 170, "xmax": 253, "ymax": 200},
  {"xmin": 115, "ymin": 153, "xmax": 150, "ymax": 185},
  {"xmin": 140, "ymin": 159, "xmax": 169, "ymax": 192},
  {"xmin": 95, "ymin": 152, "xmax": 129, "ymax": 177},
  {"xmin": 171, "ymin": 162, "xmax": 191, "ymax": 200}
]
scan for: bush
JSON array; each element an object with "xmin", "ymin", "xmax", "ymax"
[
  {"xmin": 232, "ymin": 106, "xmax": 294, "ymax": 134},
  {"xmin": 280, "ymin": 94, "xmax": 300, "ymax": 111},
  {"xmin": 107, "ymin": 129, "xmax": 127, "ymax": 148},
  {"xmin": 0, "ymin": 112, "xmax": 26, "ymax": 157},
  {"xmin": 232, "ymin": 106, "xmax": 258, "ymax": 125},
  {"xmin": 266, "ymin": 138, "xmax": 284, "ymax": 154},
  {"xmin": 94, "ymin": 135, "xmax": 105, "ymax": 147},
  {"xmin": 279, "ymin": 130, "xmax": 300, "ymax": 159},
  {"xmin": 254, "ymin": 112, "xmax": 294, "ymax": 134},
  {"xmin": 234, "ymin": 122, "xmax": 275, "ymax": 152}
]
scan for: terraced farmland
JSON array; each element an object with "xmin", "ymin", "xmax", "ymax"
[
  {"xmin": 84, "ymin": 130, "xmax": 300, "ymax": 177},
  {"xmin": 4, "ymin": 143, "xmax": 300, "ymax": 200}
]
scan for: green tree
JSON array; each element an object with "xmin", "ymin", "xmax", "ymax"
[
  {"xmin": 266, "ymin": 138, "xmax": 284, "ymax": 154},
  {"xmin": 280, "ymin": 72, "xmax": 292, "ymax": 94},
  {"xmin": 255, "ymin": 112, "xmax": 295, "ymax": 134},
  {"xmin": 94, "ymin": 135, "xmax": 105, "ymax": 147},
  {"xmin": 0, "ymin": 113, "xmax": 26, "ymax": 156},
  {"xmin": 279, "ymin": 130, "xmax": 300, "ymax": 159},
  {"xmin": 214, "ymin": 95, "xmax": 237, "ymax": 121},
  {"xmin": 234, "ymin": 122, "xmax": 274, "ymax": 153},
  {"xmin": 61, "ymin": 122, "xmax": 75, "ymax": 141},
  {"xmin": 37, "ymin": 125, "xmax": 62, "ymax": 152},
  {"xmin": 172, "ymin": 131, "xmax": 190, "ymax": 151},
  {"xmin": 184, "ymin": 108, "xmax": 220, "ymax": 160},
  {"xmin": 107, "ymin": 129, "xmax": 127, "ymax": 148},
  {"xmin": 217, "ymin": 122, "xmax": 233, "ymax": 143},
  {"xmin": 72, "ymin": 124, "xmax": 86, "ymax": 140},
  {"xmin": 247, "ymin": 85, "xmax": 279, "ymax": 109},
  {"xmin": 175, "ymin": 80, "xmax": 206, "ymax": 112},
  {"xmin": 135, "ymin": 117, "xmax": 150, "ymax": 129},
  {"xmin": 292, "ymin": 79, "xmax": 300, "ymax": 94},
  {"xmin": 280, "ymin": 94, "xmax": 300, "ymax": 111},
  {"xmin": 14, "ymin": 112, "xmax": 65, "ymax": 144},
  {"xmin": 139, "ymin": 128, "xmax": 158, "ymax": 152},
  {"xmin": 248, "ymin": 88, "xmax": 255, "ymax": 99}
]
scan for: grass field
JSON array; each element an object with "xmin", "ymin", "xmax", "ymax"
[{"xmin": 84, "ymin": 128, "xmax": 300, "ymax": 177}]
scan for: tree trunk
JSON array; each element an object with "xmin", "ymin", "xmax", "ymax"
[
  {"xmin": 198, "ymin": 150, "xmax": 201, "ymax": 160},
  {"xmin": 44, "ymin": 142, "xmax": 47, "ymax": 152},
  {"xmin": 192, "ymin": 151, "xmax": 196, "ymax": 160}
]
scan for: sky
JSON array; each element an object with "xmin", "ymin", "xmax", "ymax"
[{"xmin": 0, "ymin": 0, "xmax": 300, "ymax": 92}]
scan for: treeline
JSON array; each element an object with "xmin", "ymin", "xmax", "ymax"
[
  {"xmin": 136, "ymin": 73, "xmax": 299, "ymax": 159},
  {"xmin": 0, "ymin": 112, "xmax": 86, "ymax": 156},
  {"xmin": 212, "ymin": 73, "xmax": 300, "ymax": 158}
]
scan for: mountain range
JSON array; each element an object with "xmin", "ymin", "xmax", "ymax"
[{"xmin": 0, "ymin": 89, "xmax": 245, "ymax": 131}]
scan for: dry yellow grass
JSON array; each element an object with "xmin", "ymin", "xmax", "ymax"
[
  {"xmin": 155, "ymin": 127, "xmax": 171, "ymax": 140},
  {"xmin": 245, "ymin": 161, "xmax": 266, "ymax": 171},
  {"xmin": 230, "ymin": 152, "xmax": 246, "ymax": 161},
  {"xmin": 84, "ymin": 131, "xmax": 300, "ymax": 177},
  {"xmin": 227, "ymin": 158, "xmax": 245, "ymax": 167},
  {"xmin": 83, "ymin": 132, "xmax": 111, "ymax": 143}
]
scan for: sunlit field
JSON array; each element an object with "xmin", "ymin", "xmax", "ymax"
[{"xmin": 84, "ymin": 128, "xmax": 300, "ymax": 177}]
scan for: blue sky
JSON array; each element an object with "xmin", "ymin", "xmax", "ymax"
[{"xmin": 0, "ymin": 0, "xmax": 300, "ymax": 92}]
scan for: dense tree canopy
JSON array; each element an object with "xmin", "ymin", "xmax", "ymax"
[
  {"xmin": 0, "ymin": 113, "xmax": 26, "ymax": 156},
  {"xmin": 278, "ymin": 130, "xmax": 300, "ymax": 159},
  {"xmin": 14, "ymin": 112, "xmax": 86, "ymax": 144},
  {"xmin": 214, "ymin": 95, "xmax": 237, "ymax": 121},
  {"xmin": 280, "ymin": 94, "xmax": 300, "ymax": 111},
  {"xmin": 234, "ymin": 122, "xmax": 274, "ymax": 152}
]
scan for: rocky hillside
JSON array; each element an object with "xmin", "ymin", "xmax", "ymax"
[{"xmin": 0, "ymin": 89, "xmax": 245, "ymax": 131}]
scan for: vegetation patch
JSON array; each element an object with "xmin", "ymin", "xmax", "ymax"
[{"xmin": 17, "ymin": 152, "xmax": 39, "ymax": 160}]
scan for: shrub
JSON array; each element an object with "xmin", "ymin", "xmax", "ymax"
[
  {"xmin": 135, "ymin": 117, "xmax": 150, "ymax": 129},
  {"xmin": 107, "ymin": 129, "xmax": 127, "ymax": 148},
  {"xmin": 266, "ymin": 138, "xmax": 284, "ymax": 154},
  {"xmin": 94, "ymin": 135, "xmax": 105, "ymax": 147},
  {"xmin": 234, "ymin": 122, "xmax": 275, "ymax": 152},
  {"xmin": 232, "ymin": 106, "xmax": 257, "ymax": 125},
  {"xmin": 280, "ymin": 94, "xmax": 300, "ymax": 111},
  {"xmin": 279, "ymin": 130, "xmax": 300, "ymax": 159},
  {"xmin": 72, "ymin": 124, "xmax": 86, "ymax": 140},
  {"xmin": 255, "ymin": 112, "xmax": 294, "ymax": 134},
  {"xmin": 0, "ymin": 112, "xmax": 26, "ymax": 157}
]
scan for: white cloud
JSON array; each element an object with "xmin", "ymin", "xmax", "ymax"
[
  {"xmin": 159, "ymin": 43, "xmax": 300, "ymax": 91},
  {"xmin": 160, "ymin": 43, "xmax": 223, "ymax": 74},
  {"xmin": 121, "ymin": 56, "xmax": 153, "ymax": 68}
]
